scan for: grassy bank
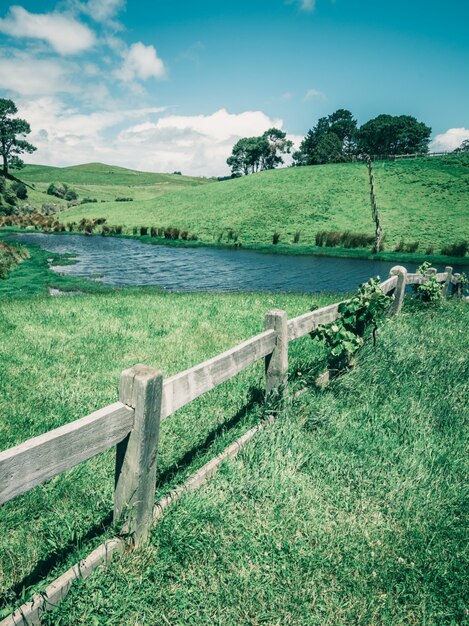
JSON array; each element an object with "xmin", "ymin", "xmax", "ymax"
[
  {"xmin": 43, "ymin": 298, "xmax": 469, "ymax": 625},
  {"xmin": 52, "ymin": 155, "xmax": 469, "ymax": 253},
  {"xmin": 0, "ymin": 241, "xmax": 29, "ymax": 279},
  {"xmin": 0, "ymin": 235, "xmax": 114, "ymax": 298},
  {"xmin": 0, "ymin": 286, "xmax": 467, "ymax": 623},
  {"xmin": 0, "ymin": 288, "xmax": 335, "ymax": 617}
]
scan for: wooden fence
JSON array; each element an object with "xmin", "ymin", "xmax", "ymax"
[{"xmin": 0, "ymin": 264, "xmax": 464, "ymax": 625}]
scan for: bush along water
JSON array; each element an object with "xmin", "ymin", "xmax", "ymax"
[
  {"xmin": 311, "ymin": 278, "xmax": 392, "ymax": 372},
  {"xmin": 412, "ymin": 261, "xmax": 442, "ymax": 303}
]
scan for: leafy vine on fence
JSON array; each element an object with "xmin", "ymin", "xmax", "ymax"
[
  {"xmin": 412, "ymin": 261, "xmax": 442, "ymax": 303},
  {"xmin": 311, "ymin": 278, "xmax": 392, "ymax": 370}
]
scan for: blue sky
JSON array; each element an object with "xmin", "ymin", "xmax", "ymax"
[{"xmin": 0, "ymin": 0, "xmax": 468, "ymax": 175}]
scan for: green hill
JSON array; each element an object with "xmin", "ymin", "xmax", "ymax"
[
  {"xmin": 56, "ymin": 155, "xmax": 469, "ymax": 252},
  {"xmin": 20, "ymin": 162, "xmax": 210, "ymax": 187},
  {"xmin": 14, "ymin": 162, "xmax": 212, "ymax": 209}
]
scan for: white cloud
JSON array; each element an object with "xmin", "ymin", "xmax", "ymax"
[
  {"xmin": 77, "ymin": 0, "xmax": 125, "ymax": 23},
  {"xmin": 0, "ymin": 6, "xmax": 95, "ymax": 55},
  {"xmin": 116, "ymin": 42, "xmax": 166, "ymax": 81},
  {"xmin": 0, "ymin": 55, "xmax": 75, "ymax": 95},
  {"xmin": 430, "ymin": 128, "xmax": 469, "ymax": 152},
  {"xmin": 303, "ymin": 88, "xmax": 325, "ymax": 101},
  {"xmin": 22, "ymin": 104, "xmax": 285, "ymax": 177}
]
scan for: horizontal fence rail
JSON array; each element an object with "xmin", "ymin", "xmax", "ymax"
[
  {"xmin": 0, "ymin": 402, "xmax": 134, "ymax": 506},
  {"xmin": 161, "ymin": 329, "xmax": 276, "ymax": 419}
]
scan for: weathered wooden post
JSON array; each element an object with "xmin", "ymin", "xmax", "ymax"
[
  {"xmin": 114, "ymin": 364, "xmax": 163, "ymax": 546},
  {"xmin": 442, "ymin": 266, "xmax": 453, "ymax": 298},
  {"xmin": 452, "ymin": 273, "xmax": 461, "ymax": 298},
  {"xmin": 264, "ymin": 310, "xmax": 288, "ymax": 399},
  {"xmin": 388, "ymin": 265, "xmax": 407, "ymax": 315}
]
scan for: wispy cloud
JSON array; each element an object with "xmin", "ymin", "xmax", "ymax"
[
  {"xmin": 0, "ymin": 53, "xmax": 76, "ymax": 95},
  {"xmin": 0, "ymin": 5, "xmax": 96, "ymax": 55},
  {"xmin": 76, "ymin": 0, "xmax": 125, "ymax": 23},
  {"xmin": 286, "ymin": 0, "xmax": 316, "ymax": 13},
  {"xmin": 303, "ymin": 88, "xmax": 325, "ymax": 101}
]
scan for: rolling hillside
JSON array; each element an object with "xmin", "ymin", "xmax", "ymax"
[
  {"xmin": 14, "ymin": 155, "xmax": 469, "ymax": 252},
  {"xmin": 17, "ymin": 162, "xmax": 212, "ymax": 207}
]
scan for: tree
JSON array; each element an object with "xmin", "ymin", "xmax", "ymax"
[
  {"xmin": 293, "ymin": 109, "xmax": 356, "ymax": 166},
  {"xmin": 357, "ymin": 114, "xmax": 431, "ymax": 156},
  {"xmin": 260, "ymin": 128, "xmax": 293, "ymax": 170},
  {"xmin": 227, "ymin": 136, "xmax": 266, "ymax": 176},
  {"xmin": 0, "ymin": 99, "xmax": 36, "ymax": 176},
  {"xmin": 226, "ymin": 128, "xmax": 292, "ymax": 176}
]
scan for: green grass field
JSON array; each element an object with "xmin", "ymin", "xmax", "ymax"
[
  {"xmin": 35, "ymin": 155, "xmax": 468, "ymax": 253},
  {"xmin": 0, "ymin": 285, "xmax": 338, "ymax": 618},
  {"xmin": 0, "ymin": 287, "xmax": 466, "ymax": 624},
  {"xmin": 17, "ymin": 162, "xmax": 212, "ymax": 208}
]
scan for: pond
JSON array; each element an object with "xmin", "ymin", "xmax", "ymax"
[{"xmin": 8, "ymin": 233, "xmax": 469, "ymax": 293}]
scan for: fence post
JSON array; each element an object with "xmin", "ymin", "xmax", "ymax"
[
  {"xmin": 442, "ymin": 266, "xmax": 453, "ymax": 298},
  {"xmin": 114, "ymin": 364, "xmax": 163, "ymax": 546},
  {"xmin": 264, "ymin": 310, "xmax": 288, "ymax": 399},
  {"xmin": 452, "ymin": 273, "xmax": 461, "ymax": 298},
  {"xmin": 388, "ymin": 266, "xmax": 407, "ymax": 315}
]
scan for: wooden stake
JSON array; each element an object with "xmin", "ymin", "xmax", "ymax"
[
  {"xmin": 114, "ymin": 364, "xmax": 163, "ymax": 546},
  {"xmin": 264, "ymin": 310, "xmax": 288, "ymax": 399}
]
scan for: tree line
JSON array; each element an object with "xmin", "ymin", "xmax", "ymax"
[{"xmin": 226, "ymin": 109, "xmax": 438, "ymax": 176}]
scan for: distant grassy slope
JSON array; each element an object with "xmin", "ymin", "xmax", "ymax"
[
  {"xmin": 59, "ymin": 155, "xmax": 469, "ymax": 251},
  {"xmin": 17, "ymin": 163, "xmax": 212, "ymax": 207}
]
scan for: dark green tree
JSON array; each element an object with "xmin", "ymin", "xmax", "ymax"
[
  {"xmin": 0, "ymin": 99, "xmax": 36, "ymax": 175},
  {"xmin": 357, "ymin": 114, "xmax": 431, "ymax": 156},
  {"xmin": 227, "ymin": 136, "xmax": 266, "ymax": 175},
  {"xmin": 293, "ymin": 109, "xmax": 356, "ymax": 165},
  {"xmin": 227, "ymin": 128, "xmax": 292, "ymax": 176}
]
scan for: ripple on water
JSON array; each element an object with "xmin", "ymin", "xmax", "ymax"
[{"xmin": 7, "ymin": 233, "xmax": 469, "ymax": 293}]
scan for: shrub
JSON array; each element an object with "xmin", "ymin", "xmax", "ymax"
[
  {"xmin": 272, "ymin": 232, "xmax": 281, "ymax": 244},
  {"xmin": 180, "ymin": 230, "xmax": 189, "ymax": 240},
  {"xmin": 140, "ymin": 226, "xmax": 148, "ymax": 236},
  {"xmin": 150, "ymin": 227, "xmax": 157, "ymax": 237},
  {"xmin": 440, "ymin": 240, "xmax": 468, "ymax": 257},
  {"xmin": 171, "ymin": 228, "xmax": 180, "ymax": 240},
  {"xmin": 64, "ymin": 189, "xmax": 78, "ymax": 201},
  {"xmin": 115, "ymin": 197, "xmax": 133, "ymax": 202},
  {"xmin": 425, "ymin": 245, "xmax": 434, "ymax": 255},
  {"xmin": 217, "ymin": 232, "xmax": 223, "ymax": 243},
  {"xmin": 132, "ymin": 226, "xmax": 138, "ymax": 235},
  {"xmin": 189, "ymin": 233, "xmax": 198, "ymax": 241},
  {"xmin": 11, "ymin": 181, "xmax": 27, "ymax": 199},
  {"xmin": 81, "ymin": 197, "xmax": 97, "ymax": 204},
  {"xmin": 3, "ymin": 190, "xmax": 17, "ymax": 206},
  {"xmin": 293, "ymin": 231, "xmax": 301, "ymax": 244},
  {"xmin": 164, "ymin": 228, "xmax": 172, "ymax": 239}
]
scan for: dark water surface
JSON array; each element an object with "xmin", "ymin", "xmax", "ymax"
[{"xmin": 9, "ymin": 233, "xmax": 469, "ymax": 293}]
